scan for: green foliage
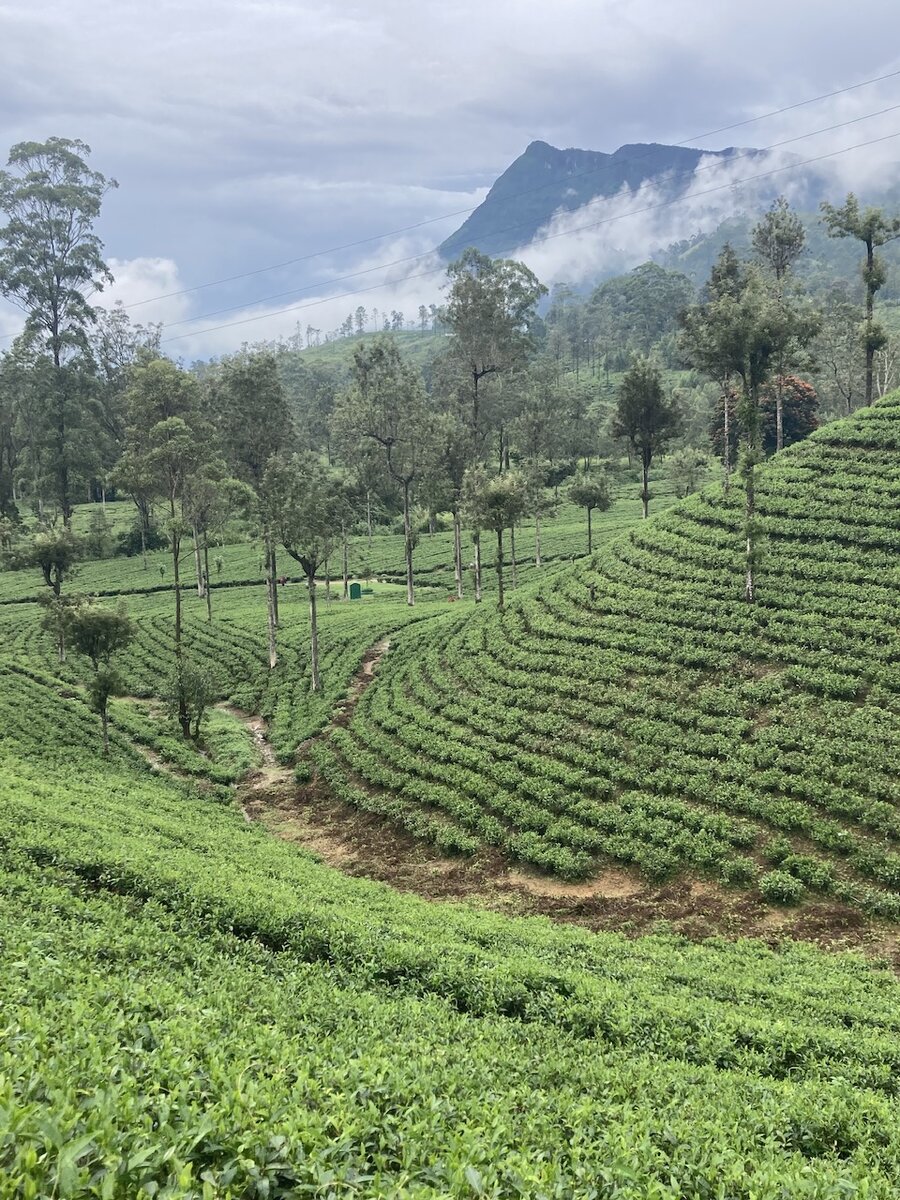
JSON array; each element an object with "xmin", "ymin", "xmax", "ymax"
[
  {"xmin": 166, "ymin": 658, "xmax": 220, "ymax": 742},
  {"xmin": 760, "ymin": 870, "xmax": 806, "ymax": 905},
  {"xmin": 308, "ymin": 395, "xmax": 900, "ymax": 898}
]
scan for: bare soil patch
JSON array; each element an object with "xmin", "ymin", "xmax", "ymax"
[{"xmin": 221, "ymin": 638, "xmax": 900, "ymax": 970}]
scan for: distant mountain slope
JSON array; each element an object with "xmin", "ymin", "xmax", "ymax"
[{"xmin": 438, "ymin": 140, "xmax": 760, "ymax": 261}]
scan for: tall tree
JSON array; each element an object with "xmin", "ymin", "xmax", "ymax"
[
  {"xmin": 611, "ymin": 359, "xmax": 680, "ymax": 520},
  {"xmin": 0, "ymin": 138, "xmax": 117, "ymax": 523},
  {"xmin": 680, "ymin": 255, "xmax": 817, "ymax": 601},
  {"xmin": 442, "ymin": 249, "xmax": 547, "ymax": 456},
  {"xmin": 118, "ymin": 358, "xmax": 209, "ymax": 736},
  {"xmin": 211, "ymin": 350, "xmax": 294, "ymax": 668},
  {"xmin": 752, "ymin": 196, "xmax": 806, "ymax": 451},
  {"xmin": 263, "ymin": 454, "xmax": 336, "ymax": 694},
  {"xmin": 821, "ymin": 194, "xmax": 900, "ymax": 408},
  {"xmin": 441, "ymin": 249, "xmax": 545, "ymax": 592},
  {"xmin": 334, "ymin": 338, "xmax": 432, "ymax": 606}
]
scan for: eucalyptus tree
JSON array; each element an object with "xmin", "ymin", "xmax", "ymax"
[
  {"xmin": 752, "ymin": 196, "xmax": 807, "ymax": 451},
  {"xmin": 117, "ymin": 358, "xmax": 211, "ymax": 736},
  {"xmin": 0, "ymin": 138, "xmax": 117, "ymax": 523},
  {"xmin": 611, "ymin": 359, "xmax": 680, "ymax": 520},
  {"xmin": 442, "ymin": 249, "xmax": 547, "ymax": 456},
  {"xmin": 334, "ymin": 337, "xmax": 433, "ymax": 606},
  {"xmin": 680, "ymin": 253, "xmax": 817, "ymax": 602},
  {"xmin": 441, "ymin": 250, "xmax": 545, "ymax": 588},
  {"xmin": 821, "ymin": 194, "xmax": 900, "ymax": 407},
  {"xmin": 263, "ymin": 454, "xmax": 336, "ymax": 694},
  {"xmin": 211, "ymin": 350, "xmax": 294, "ymax": 667},
  {"xmin": 89, "ymin": 304, "xmax": 161, "ymax": 502}
]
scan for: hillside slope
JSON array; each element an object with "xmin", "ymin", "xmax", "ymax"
[
  {"xmin": 320, "ymin": 394, "xmax": 900, "ymax": 911},
  {"xmin": 5, "ymin": 623, "xmax": 900, "ymax": 1193}
]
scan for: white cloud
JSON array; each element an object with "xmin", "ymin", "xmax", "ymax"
[
  {"xmin": 101, "ymin": 257, "xmax": 192, "ymax": 327},
  {"xmin": 2, "ymin": 0, "xmax": 900, "ymax": 358}
]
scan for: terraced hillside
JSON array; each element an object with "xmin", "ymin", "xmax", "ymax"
[
  {"xmin": 314, "ymin": 394, "xmax": 900, "ymax": 912},
  {"xmin": 6, "ymin": 660, "xmax": 900, "ymax": 1195},
  {"xmin": 4, "ymin": 401, "xmax": 900, "ymax": 1195}
]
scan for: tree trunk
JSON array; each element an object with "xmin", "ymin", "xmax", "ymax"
[
  {"xmin": 641, "ymin": 455, "xmax": 650, "ymax": 519},
  {"xmin": 744, "ymin": 464, "xmax": 756, "ymax": 603},
  {"xmin": 510, "ymin": 525, "xmax": 518, "ymax": 589},
  {"xmin": 308, "ymin": 569, "xmax": 321, "ymax": 693},
  {"xmin": 495, "ymin": 528, "xmax": 505, "ymax": 609},
  {"xmin": 534, "ymin": 511, "xmax": 542, "ymax": 567},
  {"xmin": 264, "ymin": 528, "xmax": 278, "ymax": 670},
  {"xmin": 366, "ymin": 491, "xmax": 373, "ymax": 548},
  {"xmin": 865, "ymin": 239, "xmax": 875, "ymax": 408},
  {"xmin": 171, "ymin": 527, "xmax": 191, "ymax": 739},
  {"xmin": 53, "ymin": 359, "xmax": 72, "ymax": 528},
  {"xmin": 474, "ymin": 532, "xmax": 482, "ymax": 603},
  {"xmin": 192, "ymin": 525, "xmax": 204, "ymax": 597},
  {"xmin": 741, "ymin": 375, "xmax": 759, "ymax": 605},
  {"xmin": 453, "ymin": 507, "xmax": 463, "ymax": 599},
  {"xmin": 587, "ymin": 506, "xmax": 593, "ymax": 553},
  {"xmin": 269, "ymin": 544, "xmax": 280, "ymax": 626},
  {"xmin": 775, "ymin": 372, "xmax": 784, "ymax": 453},
  {"xmin": 723, "ymin": 388, "xmax": 732, "ymax": 494},
  {"xmin": 203, "ymin": 542, "xmax": 213, "ymax": 623},
  {"xmin": 402, "ymin": 481, "xmax": 415, "ymax": 606},
  {"xmin": 101, "ymin": 706, "xmax": 109, "ymax": 756},
  {"xmin": 342, "ymin": 523, "xmax": 349, "ymax": 600}
]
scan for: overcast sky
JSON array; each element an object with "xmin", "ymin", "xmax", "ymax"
[{"xmin": 2, "ymin": 0, "xmax": 900, "ymax": 358}]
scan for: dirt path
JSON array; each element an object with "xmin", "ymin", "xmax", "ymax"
[{"xmin": 223, "ymin": 639, "xmax": 900, "ymax": 967}]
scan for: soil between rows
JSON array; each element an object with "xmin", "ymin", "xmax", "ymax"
[{"xmin": 227, "ymin": 639, "xmax": 900, "ymax": 970}]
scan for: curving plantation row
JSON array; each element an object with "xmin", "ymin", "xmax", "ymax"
[
  {"xmin": 315, "ymin": 395, "xmax": 900, "ymax": 911},
  {"xmin": 5, "ymin": 660, "xmax": 900, "ymax": 1193}
]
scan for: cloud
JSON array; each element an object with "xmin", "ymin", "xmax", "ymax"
[
  {"xmin": 2, "ymin": 0, "xmax": 900, "ymax": 356},
  {"xmin": 101, "ymin": 257, "xmax": 192, "ymax": 327}
]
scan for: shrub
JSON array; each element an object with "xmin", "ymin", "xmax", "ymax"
[
  {"xmin": 760, "ymin": 870, "xmax": 806, "ymax": 906},
  {"xmin": 721, "ymin": 856, "xmax": 758, "ymax": 887}
]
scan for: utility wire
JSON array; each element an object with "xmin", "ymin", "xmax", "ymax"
[
  {"xmin": 157, "ymin": 102, "xmax": 900, "ymax": 332},
  {"xmin": 2, "ymin": 67, "xmax": 900, "ymax": 345},
  {"xmin": 161, "ymin": 127, "xmax": 900, "ymax": 345},
  {"xmin": 115, "ymin": 66, "xmax": 900, "ymax": 309}
]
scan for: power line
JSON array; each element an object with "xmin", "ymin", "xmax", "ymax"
[
  {"xmin": 160, "ymin": 127, "xmax": 900, "ymax": 346},
  {"xmin": 156, "ymin": 102, "xmax": 900, "ymax": 332},
  {"xmin": 106, "ymin": 66, "xmax": 900, "ymax": 310},
  {"xmin": 3, "ymin": 66, "xmax": 900, "ymax": 347}
]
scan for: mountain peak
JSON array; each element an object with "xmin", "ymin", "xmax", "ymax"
[{"xmin": 438, "ymin": 139, "xmax": 754, "ymax": 263}]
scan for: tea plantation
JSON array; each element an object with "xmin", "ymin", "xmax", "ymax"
[
  {"xmin": 319, "ymin": 395, "xmax": 900, "ymax": 907},
  {"xmin": 3, "ymin": 399, "xmax": 900, "ymax": 1196}
]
